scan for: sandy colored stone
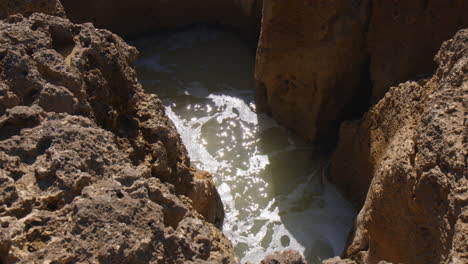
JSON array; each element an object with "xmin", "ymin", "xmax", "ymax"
[
  {"xmin": 322, "ymin": 257, "xmax": 356, "ymax": 264},
  {"xmin": 255, "ymin": 0, "xmax": 467, "ymax": 143},
  {"xmin": 0, "ymin": 12, "xmax": 237, "ymax": 264},
  {"xmin": 260, "ymin": 250, "xmax": 307, "ymax": 264},
  {"xmin": 331, "ymin": 29, "xmax": 468, "ymax": 264},
  {"xmin": 0, "ymin": 0, "xmax": 65, "ymax": 19},
  {"xmin": 255, "ymin": 0, "xmax": 371, "ymax": 142},
  {"xmin": 367, "ymin": 0, "xmax": 468, "ymax": 103}
]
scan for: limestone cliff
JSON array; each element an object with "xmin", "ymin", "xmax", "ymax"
[
  {"xmin": 367, "ymin": 0, "xmax": 468, "ymax": 102},
  {"xmin": 0, "ymin": 9, "xmax": 237, "ymax": 264},
  {"xmin": 330, "ymin": 29, "xmax": 467, "ymax": 264},
  {"xmin": 255, "ymin": 0, "xmax": 370, "ymax": 142},
  {"xmin": 60, "ymin": 0, "xmax": 263, "ymax": 39},
  {"xmin": 0, "ymin": 0, "xmax": 65, "ymax": 19},
  {"xmin": 255, "ymin": 0, "xmax": 467, "ymax": 143}
]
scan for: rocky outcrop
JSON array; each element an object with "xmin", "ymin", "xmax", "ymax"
[
  {"xmin": 322, "ymin": 257, "xmax": 357, "ymax": 264},
  {"xmin": 0, "ymin": 0, "xmax": 65, "ymax": 19},
  {"xmin": 260, "ymin": 250, "xmax": 307, "ymax": 264},
  {"xmin": 367, "ymin": 0, "xmax": 468, "ymax": 102},
  {"xmin": 60, "ymin": 0, "xmax": 263, "ymax": 39},
  {"xmin": 255, "ymin": 0, "xmax": 371, "ymax": 142},
  {"xmin": 0, "ymin": 12, "xmax": 236, "ymax": 263},
  {"xmin": 330, "ymin": 29, "xmax": 467, "ymax": 264},
  {"xmin": 255, "ymin": 0, "xmax": 467, "ymax": 142}
]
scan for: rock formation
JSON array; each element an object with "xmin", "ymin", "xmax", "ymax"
[
  {"xmin": 259, "ymin": 250, "xmax": 307, "ymax": 264},
  {"xmin": 0, "ymin": 0, "xmax": 65, "ymax": 19},
  {"xmin": 60, "ymin": 0, "xmax": 263, "ymax": 39},
  {"xmin": 330, "ymin": 29, "xmax": 467, "ymax": 264},
  {"xmin": 255, "ymin": 0, "xmax": 468, "ymax": 142},
  {"xmin": 367, "ymin": 0, "xmax": 468, "ymax": 103},
  {"xmin": 0, "ymin": 9, "xmax": 236, "ymax": 264},
  {"xmin": 255, "ymin": 0, "xmax": 370, "ymax": 142},
  {"xmin": 2, "ymin": 0, "xmax": 467, "ymax": 263}
]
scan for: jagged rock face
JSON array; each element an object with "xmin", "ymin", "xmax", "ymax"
[
  {"xmin": 322, "ymin": 257, "xmax": 357, "ymax": 264},
  {"xmin": 330, "ymin": 30, "xmax": 467, "ymax": 264},
  {"xmin": 259, "ymin": 250, "xmax": 306, "ymax": 264},
  {"xmin": 367, "ymin": 0, "xmax": 468, "ymax": 102},
  {"xmin": 255, "ymin": 0, "xmax": 371, "ymax": 142},
  {"xmin": 0, "ymin": 0, "xmax": 66, "ymax": 19},
  {"xmin": 60, "ymin": 0, "xmax": 263, "ymax": 39},
  {"xmin": 0, "ymin": 13, "xmax": 236, "ymax": 263},
  {"xmin": 255, "ymin": 0, "xmax": 467, "ymax": 142}
]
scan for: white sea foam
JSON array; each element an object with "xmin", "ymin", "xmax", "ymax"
[{"xmin": 133, "ymin": 26, "xmax": 356, "ymax": 263}]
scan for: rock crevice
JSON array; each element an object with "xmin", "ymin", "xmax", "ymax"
[{"xmin": 255, "ymin": 0, "xmax": 468, "ymax": 143}]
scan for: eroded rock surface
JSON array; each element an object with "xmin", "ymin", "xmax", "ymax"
[
  {"xmin": 260, "ymin": 250, "xmax": 306, "ymax": 264},
  {"xmin": 0, "ymin": 12, "xmax": 236, "ymax": 264},
  {"xmin": 0, "ymin": 0, "xmax": 65, "ymax": 19},
  {"xmin": 255, "ymin": 0, "xmax": 467, "ymax": 142},
  {"xmin": 255, "ymin": 0, "xmax": 371, "ymax": 142},
  {"xmin": 60, "ymin": 0, "xmax": 263, "ymax": 39},
  {"xmin": 330, "ymin": 29, "xmax": 467, "ymax": 264},
  {"xmin": 367, "ymin": 0, "xmax": 468, "ymax": 102}
]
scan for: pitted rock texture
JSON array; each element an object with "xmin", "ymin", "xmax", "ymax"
[
  {"xmin": 322, "ymin": 257, "xmax": 356, "ymax": 264},
  {"xmin": 60, "ymin": 0, "xmax": 263, "ymax": 39},
  {"xmin": 330, "ymin": 29, "xmax": 468, "ymax": 264},
  {"xmin": 0, "ymin": 0, "xmax": 65, "ymax": 19},
  {"xmin": 260, "ymin": 250, "xmax": 306, "ymax": 264},
  {"xmin": 0, "ymin": 13, "xmax": 236, "ymax": 264},
  {"xmin": 255, "ymin": 0, "xmax": 467, "ymax": 142},
  {"xmin": 367, "ymin": 0, "xmax": 468, "ymax": 103}
]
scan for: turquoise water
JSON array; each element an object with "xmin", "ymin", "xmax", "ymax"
[{"xmin": 133, "ymin": 27, "xmax": 356, "ymax": 263}]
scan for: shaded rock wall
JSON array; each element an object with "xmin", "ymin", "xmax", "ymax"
[
  {"xmin": 255, "ymin": 0, "xmax": 468, "ymax": 143},
  {"xmin": 255, "ymin": 0, "xmax": 371, "ymax": 142},
  {"xmin": 0, "ymin": 11, "xmax": 236, "ymax": 264},
  {"xmin": 368, "ymin": 0, "xmax": 468, "ymax": 102},
  {"xmin": 60, "ymin": 0, "xmax": 263, "ymax": 39},
  {"xmin": 0, "ymin": 0, "xmax": 65, "ymax": 19},
  {"xmin": 330, "ymin": 29, "xmax": 467, "ymax": 264}
]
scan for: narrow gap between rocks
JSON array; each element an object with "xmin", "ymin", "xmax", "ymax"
[{"xmin": 132, "ymin": 25, "xmax": 357, "ymax": 264}]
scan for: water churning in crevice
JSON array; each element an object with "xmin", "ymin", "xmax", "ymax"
[{"xmin": 133, "ymin": 26, "xmax": 356, "ymax": 264}]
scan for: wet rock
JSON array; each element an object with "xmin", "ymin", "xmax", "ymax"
[
  {"xmin": 0, "ymin": 0, "xmax": 65, "ymax": 19},
  {"xmin": 0, "ymin": 11, "xmax": 237, "ymax": 264},
  {"xmin": 260, "ymin": 250, "xmax": 307, "ymax": 264},
  {"xmin": 60, "ymin": 0, "xmax": 263, "ymax": 39},
  {"xmin": 187, "ymin": 169, "xmax": 225, "ymax": 229},
  {"xmin": 330, "ymin": 29, "xmax": 468, "ymax": 264}
]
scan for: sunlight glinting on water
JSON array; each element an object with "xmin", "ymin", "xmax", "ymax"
[{"xmin": 133, "ymin": 27, "xmax": 356, "ymax": 264}]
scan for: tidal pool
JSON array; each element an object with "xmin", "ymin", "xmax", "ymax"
[{"xmin": 133, "ymin": 26, "xmax": 356, "ymax": 264}]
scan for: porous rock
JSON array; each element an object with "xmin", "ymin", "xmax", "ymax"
[
  {"xmin": 0, "ymin": 12, "xmax": 236, "ymax": 264},
  {"xmin": 255, "ymin": 0, "xmax": 467, "ymax": 142},
  {"xmin": 260, "ymin": 250, "xmax": 307, "ymax": 264},
  {"xmin": 0, "ymin": 0, "xmax": 65, "ymax": 19},
  {"xmin": 367, "ymin": 0, "xmax": 468, "ymax": 102},
  {"xmin": 330, "ymin": 29, "xmax": 468, "ymax": 264}
]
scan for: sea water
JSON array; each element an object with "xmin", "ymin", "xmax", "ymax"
[{"xmin": 133, "ymin": 26, "xmax": 356, "ymax": 264}]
